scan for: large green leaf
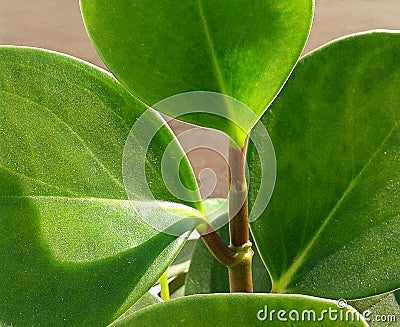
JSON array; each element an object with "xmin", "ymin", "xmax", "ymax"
[
  {"xmin": 80, "ymin": 0, "xmax": 314, "ymax": 146},
  {"xmin": 350, "ymin": 292, "xmax": 400, "ymax": 326},
  {"xmin": 248, "ymin": 31, "xmax": 400, "ymax": 299},
  {"xmin": 114, "ymin": 294, "xmax": 368, "ymax": 326},
  {"xmin": 185, "ymin": 199, "xmax": 271, "ymax": 294},
  {"xmin": 0, "ymin": 47, "xmax": 201, "ymax": 326}
]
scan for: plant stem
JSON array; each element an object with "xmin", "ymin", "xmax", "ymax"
[
  {"xmin": 159, "ymin": 271, "xmax": 170, "ymax": 301},
  {"xmin": 228, "ymin": 139, "xmax": 254, "ymax": 292},
  {"xmin": 200, "ymin": 223, "xmax": 237, "ymax": 266},
  {"xmin": 199, "ymin": 139, "xmax": 254, "ymax": 292},
  {"xmin": 228, "ymin": 241, "xmax": 254, "ymax": 293},
  {"xmin": 199, "ymin": 223, "xmax": 253, "ymax": 292}
]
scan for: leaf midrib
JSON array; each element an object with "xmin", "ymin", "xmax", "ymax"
[
  {"xmin": 0, "ymin": 163, "xmax": 83, "ymax": 197},
  {"xmin": 0, "ymin": 194, "xmax": 132, "ymax": 203},
  {"xmin": 273, "ymin": 120, "xmax": 400, "ymax": 292},
  {"xmin": 197, "ymin": 0, "xmax": 227, "ymax": 95},
  {"xmin": 0, "ymin": 195, "xmax": 204, "ymax": 215}
]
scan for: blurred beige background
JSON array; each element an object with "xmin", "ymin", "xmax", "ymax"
[{"xmin": 1, "ymin": 0, "xmax": 399, "ymax": 197}]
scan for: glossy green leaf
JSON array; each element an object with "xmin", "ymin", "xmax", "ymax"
[
  {"xmin": 0, "ymin": 47, "xmax": 200, "ymax": 326},
  {"xmin": 80, "ymin": 0, "xmax": 314, "ymax": 146},
  {"xmin": 114, "ymin": 294, "xmax": 368, "ymax": 326},
  {"xmin": 248, "ymin": 31, "xmax": 400, "ymax": 299},
  {"xmin": 350, "ymin": 292, "xmax": 400, "ymax": 326},
  {"xmin": 117, "ymin": 292, "xmax": 162, "ymax": 321},
  {"xmin": 185, "ymin": 199, "xmax": 271, "ymax": 294}
]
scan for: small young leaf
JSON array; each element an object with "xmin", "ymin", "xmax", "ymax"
[
  {"xmin": 114, "ymin": 294, "xmax": 368, "ymax": 326},
  {"xmin": 248, "ymin": 31, "xmax": 400, "ymax": 299},
  {"xmin": 80, "ymin": 0, "xmax": 314, "ymax": 145},
  {"xmin": 0, "ymin": 47, "xmax": 200, "ymax": 327}
]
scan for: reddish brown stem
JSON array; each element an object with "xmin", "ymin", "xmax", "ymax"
[
  {"xmin": 228, "ymin": 140, "xmax": 253, "ymax": 292},
  {"xmin": 200, "ymin": 223, "xmax": 237, "ymax": 267}
]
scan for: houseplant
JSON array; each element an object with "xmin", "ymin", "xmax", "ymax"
[{"xmin": 0, "ymin": 0, "xmax": 399, "ymax": 326}]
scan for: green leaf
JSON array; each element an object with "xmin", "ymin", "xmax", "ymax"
[
  {"xmin": 114, "ymin": 294, "xmax": 369, "ymax": 326},
  {"xmin": 0, "ymin": 47, "xmax": 200, "ymax": 326},
  {"xmin": 165, "ymin": 239, "xmax": 196, "ymax": 278},
  {"xmin": 349, "ymin": 292, "xmax": 400, "ymax": 327},
  {"xmin": 80, "ymin": 0, "xmax": 314, "ymax": 146},
  {"xmin": 117, "ymin": 292, "xmax": 162, "ymax": 321},
  {"xmin": 248, "ymin": 31, "xmax": 400, "ymax": 299},
  {"xmin": 185, "ymin": 199, "xmax": 271, "ymax": 294}
]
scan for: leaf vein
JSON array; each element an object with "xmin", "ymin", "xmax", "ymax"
[
  {"xmin": 0, "ymin": 89, "xmax": 124, "ymax": 190},
  {"xmin": 274, "ymin": 120, "xmax": 400, "ymax": 292}
]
